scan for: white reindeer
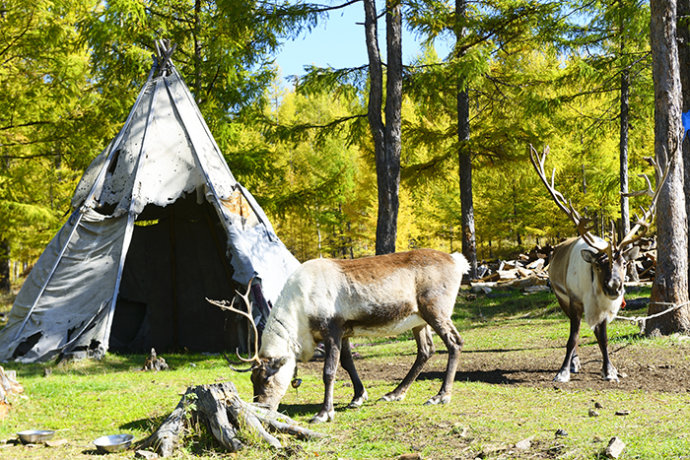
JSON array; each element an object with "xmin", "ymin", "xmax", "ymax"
[
  {"xmin": 220, "ymin": 249, "xmax": 469, "ymax": 423},
  {"xmin": 530, "ymin": 145, "xmax": 671, "ymax": 382}
]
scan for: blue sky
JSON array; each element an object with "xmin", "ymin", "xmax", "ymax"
[{"xmin": 273, "ymin": 5, "xmax": 453, "ymax": 81}]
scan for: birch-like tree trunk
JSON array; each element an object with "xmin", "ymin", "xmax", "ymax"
[{"xmin": 647, "ymin": 0, "xmax": 690, "ymax": 334}]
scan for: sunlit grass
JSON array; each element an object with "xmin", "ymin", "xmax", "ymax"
[{"xmin": 2, "ymin": 285, "xmax": 689, "ymax": 459}]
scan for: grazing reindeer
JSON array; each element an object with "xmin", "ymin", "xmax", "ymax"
[
  {"xmin": 529, "ymin": 145, "xmax": 671, "ymax": 382},
  {"xmin": 215, "ymin": 249, "xmax": 469, "ymax": 423}
]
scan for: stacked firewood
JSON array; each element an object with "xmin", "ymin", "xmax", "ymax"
[{"xmin": 471, "ymin": 238, "xmax": 656, "ymax": 292}]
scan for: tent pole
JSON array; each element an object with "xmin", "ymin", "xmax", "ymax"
[{"xmin": 102, "ymin": 78, "xmax": 163, "ymax": 348}]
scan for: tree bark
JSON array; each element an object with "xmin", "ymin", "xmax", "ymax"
[
  {"xmin": 141, "ymin": 382, "xmax": 323, "ymax": 457},
  {"xmin": 379, "ymin": 0, "xmax": 402, "ymax": 255},
  {"xmin": 364, "ymin": 0, "xmax": 402, "ymax": 255},
  {"xmin": 456, "ymin": 0, "xmax": 477, "ymax": 278},
  {"xmin": 0, "ymin": 239, "xmax": 9, "ymax": 293},
  {"xmin": 678, "ymin": 0, "xmax": 690, "ymax": 283},
  {"xmin": 647, "ymin": 0, "xmax": 690, "ymax": 334},
  {"xmin": 619, "ymin": 1, "xmax": 638, "ymax": 281}
]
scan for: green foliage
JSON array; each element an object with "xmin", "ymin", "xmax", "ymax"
[{"xmin": 0, "ymin": 0, "xmax": 662, "ymax": 268}]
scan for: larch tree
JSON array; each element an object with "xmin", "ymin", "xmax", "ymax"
[
  {"xmin": 363, "ymin": 0, "xmax": 403, "ymax": 255},
  {"xmin": 647, "ymin": 0, "xmax": 690, "ymax": 334},
  {"xmin": 455, "ymin": 0, "xmax": 477, "ymax": 278},
  {"xmin": 678, "ymin": 0, "xmax": 690, "ymax": 281}
]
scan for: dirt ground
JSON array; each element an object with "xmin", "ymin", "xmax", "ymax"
[{"xmin": 300, "ymin": 336, "xmax": 690, "ymax": 394}]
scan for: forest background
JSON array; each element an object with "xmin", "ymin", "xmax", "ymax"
[{"xmin": 0, "ymin": 0, "xmax": 657, "ymax": 282}]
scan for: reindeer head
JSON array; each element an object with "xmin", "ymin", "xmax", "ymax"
[
  {"xmin": 529, "ymin": 145, "xmax": 671, "ymax": 293},
  {"xmin": 250, "ymin": 355, "xmax": 296, "ymax": 410},
  {"xmin": 206, "ymin": 280, "xmax": 297, "ymax": 412},
  {"xmin": 581, "ymin": 245, "xmax": 639, "ymax": 299}
]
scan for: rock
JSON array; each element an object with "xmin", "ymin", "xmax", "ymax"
[
  {"xmin": 589, "ymin": 409, "xmax": 600, "ymax": 417},
  {"xmin": 399, "ymin": 454, "xmax": 422, "ymax": 460},
  {"xmin": 605, "ymin": 437, "xmax": 625, "ymax": 458},
  {"xmin": 555, "ymin": 429, "xmax": 568, "ymax": 438},
  {"xmin": 514, "ymin": 436, "xmax": 534, "ymax": 450},
  {"xmin": 615, "ymin": 410, "xmax": 630, "ymax": 416},
  {"xmin": 45, "ymin": 439, "xmax": 68, "ymax": 448},
  {"xmin": 136, "ymin": 450, "xmax": 160, "ymax": 459},
  {"xmin": 594, "ymin": 401, "xmax": 603, "ymax": 409}
]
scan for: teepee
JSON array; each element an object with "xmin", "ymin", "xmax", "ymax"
[{"xmin": 0, "ymin": 42, "xmax": 299, "ymax": 363}]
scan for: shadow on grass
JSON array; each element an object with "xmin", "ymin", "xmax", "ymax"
[
  {"xmin": 418, "ymin": 368, "xmax": 553, "ymax": 385},
  {"xmin": 276, "ymin": 402, "xmax": 323, "ymax": 419},
  {"xmin": 120, "ymin": 415, "xmax": 167, "ymax": 432}
]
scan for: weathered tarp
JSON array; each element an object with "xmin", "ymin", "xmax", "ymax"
[{"xmin": 0, "ymin": 54, "xmax": 299, "ymax": 362}]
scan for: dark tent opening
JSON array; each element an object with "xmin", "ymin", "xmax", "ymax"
[{"xmin": 110, "ymin": 193, "xmax": 249, "ymax": 353}]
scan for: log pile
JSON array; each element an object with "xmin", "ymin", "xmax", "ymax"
[
  {"xmin": 140, "ymin": 381, "xmax": 323, "ymax": 457},
  {"xmin": 471, "ymin": 239, "xmax": 656, "ymax": 293}
]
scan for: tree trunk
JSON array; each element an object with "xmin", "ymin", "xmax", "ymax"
[
  {"xmin": 0, "ymin": 239, "xmax": 9, "ymax": 293},
  {"xmin": 647, "ymin": 0, "xmax": 690, "ymax": 334},
  {"xmin": 364, "ymin": 0, "xmax": 402, "ymax": 255},
  {"xmin": 193, "ymin": 0, "xmax": 202, "ymax": 99},
  {"xmin": 619, "ymin": 2, "xmax": 638, "ymax": 281},
  {"xmin": 678, "ymin": 0, "xmax": 690, "ymax": 282},
  {"xmin": 456, "ymin": 0, "xmax": 477, "ymax": 278}
]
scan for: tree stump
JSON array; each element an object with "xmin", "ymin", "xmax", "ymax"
[
  {"xmin": 142, "ymin": 348, "xmax": 169, "ymax": 371},
  {"xmin": 140, "ymin": 381, "xmax": 323, "ymax": 457},
  {"xmin": 0, "ymin": 366, "xmax": 23, "ymax": 419}
]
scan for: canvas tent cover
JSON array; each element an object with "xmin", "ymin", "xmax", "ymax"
[{"xmin": 0, "ymin": 48, "xmax": 299, "ymax": 363}]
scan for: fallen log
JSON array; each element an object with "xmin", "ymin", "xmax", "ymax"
[{"xmin": 141, "ymin": 381, "xmax": 323, "ymax": 457}]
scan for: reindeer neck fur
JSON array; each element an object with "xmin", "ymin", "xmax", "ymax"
[{"xmin": 561, "ymin": 237, "xmax": 624, "ymax": 328}]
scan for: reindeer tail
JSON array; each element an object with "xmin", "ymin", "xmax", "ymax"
[{"xmin": 450, "ymin": 252, "xmax": 470, "ymax": 277}]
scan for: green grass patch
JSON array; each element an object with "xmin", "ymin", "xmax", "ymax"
[{"xmin": 2, "ymin": 285, "xmax": 689, "ymax": 459}]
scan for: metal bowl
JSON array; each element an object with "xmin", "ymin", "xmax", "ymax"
[
  {"xmin": 93, "ymin": 434, "xmax": 134, "ymax": 453},
  {"xmin": 17, "ymin": 429, "xmax": 55, "ymax": 444}
]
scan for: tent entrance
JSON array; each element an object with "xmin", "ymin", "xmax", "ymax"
[{"xmin": 110, "ymin": 193, "xmax": 247, "ymax": 354}]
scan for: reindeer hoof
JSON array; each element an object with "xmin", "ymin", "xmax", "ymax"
[
  {"xmin": 347, "ymin": 392, "xmax": 368, "ymax": 409},
  {"xmin": 424, "ymin": 394, "xmax": 450, "ymax": 405},
  {"xmin": 379, "ymin": 392, "xmax": 405, "ymax": 402},
  {"xmin": 554, "ymin": 370, "xmax": 571, "ymax": 383},
  {"xmin": 570, "ymin": 355, "xmax": 581, "ymax": 373},
  {"xmin": 309, "ymin": 410, "xmax": 334, "ymax": 424},
  {"xmin": 603, "ymin": 369, "xmax": 619, "ymax": 382}
]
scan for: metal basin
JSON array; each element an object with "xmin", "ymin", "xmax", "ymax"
[
  {"xmin": 93, "ymin": 434, "xmax": 134, "ymax": 453},
  {"xmin": 17, "ymin": 430, "xmax": 55, "ymax": 444}
]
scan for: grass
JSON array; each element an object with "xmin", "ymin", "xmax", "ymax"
[{"xmin": 1, "ymin": 285, "xmax": 689, "ymax": 459}]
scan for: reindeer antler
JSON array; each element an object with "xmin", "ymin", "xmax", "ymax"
[
  {"xmin": 529, "ymin": 144, "xmax": 605, "ymax": 253},
  {"xmin": 206, "ymin": 278, "xmax": 261, "ymax": 372},
  {"xmin": 618, "ymin": 152, "xmax": 677, "ymax": 250}
]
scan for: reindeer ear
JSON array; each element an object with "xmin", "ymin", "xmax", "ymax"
[
  {"xmin": 580, "ymin": 249, "xmax": 598, "ymax": 263},
  {"xmin": 265, "ymin": 356, "xmax": 289, "ymax": 378},
  {"xmin": 623, "ymin": 246, "xmax": 640, "ymax": 261},
  {"xmin": 268, "ymin": 356, "xmax": 288, "ymax": 369}
]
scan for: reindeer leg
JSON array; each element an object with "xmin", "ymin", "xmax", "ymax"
[
  {"xmin": 339, "ymin": 337, "xmax": 368, "ymax": 409},
  {"xmin": 310, "ymin": 326, "xmax": 342, "ymax": 424},
  {"xmin": 594, "ymin": 320, "xmax": 618, "ymax": 382},
  {"xmin": 555, "ymin": 315, "xmax": 581, "ymax": 382},
  {"xmin": 380, "ymin": 325, "xmax": 434, "ymax": 402},
  {"xmin": 424, "ymin": 320, "xmax": 463, "ymax": 405}
]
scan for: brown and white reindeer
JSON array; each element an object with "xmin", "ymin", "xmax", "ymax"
[
  {"xmin": 529, "ymin": 145, "xmax": 671, "ymax": 383},
  {"xmin": 214, "ymin": 249, "xmax": 470, "ymax": 423}
]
